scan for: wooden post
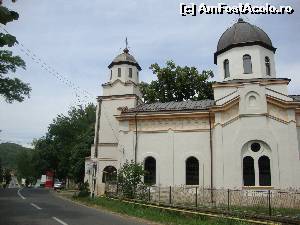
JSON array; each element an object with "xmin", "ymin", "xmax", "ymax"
[
  {"xmin": 169, "ymin": 186, "xmax": 172, "ymax": 205},
  {"xmin": 268, "ymin": 190, "xmax": 272, "ymax": 216},
  {"xmin": 148, "ymin": 187, "xmax": 151, "ymax": 202},
  {"xmin": 227, "ymin": 189, "xmax": 230, "ymax": 211},
  {"xmin": 195, "ymin": 187, "xmax": 198, "ymax": 208}
]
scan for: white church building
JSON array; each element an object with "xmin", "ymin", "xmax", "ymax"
[{"xmin": 85, "ymin": 18, "xmax": 300, "ymax": 195}]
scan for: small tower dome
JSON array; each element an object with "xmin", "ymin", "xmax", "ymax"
[
  {"xmin": 107, "ymin": 45, "xmax": 141, "ymax": 84},
  {"xmin": 215, "ymin": 18, "xmax": 277, "ymax": 81}
]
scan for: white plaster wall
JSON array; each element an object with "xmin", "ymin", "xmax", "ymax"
[
  {"xmin": 118, "ymin": 130, "xmax": 211, "ymax": 187},
  {"xmin": 265, "ymin": 84, "xmax": 290, "ymax": 100},
  {"xmin": 238, "ymin": 84, "xmax": 267, "ymax": 115},
  {"xmin": 216, "ymin": 45, "xmax": 276, "ymax": 81},
  {"xmin": 214, "ymin": 86, "xmax": 238, "ymax": 105},
  {"xmin": 102, "ymin": 81, "xmax": 142, "ymax": 97},
  {"xmin": 173, "ymin": 131, "xmax": 211, "ymax": 187},
  {"xmin": 214, "ymin": 104, "xmax": 300, "ymax": 189},
  {"xmin": 97, "ymin": 98, "xmax": 137, "ymax": 144},
  {"xmin": 110, "ymin": 64, "xmax": 139, "ymax": 84},
  {"xmin": 297, "ymin": 127, "xmax": 300, "ymax": 157}
]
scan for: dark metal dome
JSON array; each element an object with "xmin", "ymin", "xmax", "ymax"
[
  {"xmin": 108, "ymin": 48, "xmax": 141, "ymax": 71},
  {"xmin": 214, "ymin": 18, "xmax": 276, "ymax": 64}
]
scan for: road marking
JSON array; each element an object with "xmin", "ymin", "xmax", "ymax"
[
  {"xmin": 30, "ymin": 203, "xmax": 42, "ymax": 210},
  {"xmin": 52, "ymin": 217, "xmax": 68, "ymax": 225},
  {"xmin": 17, "ymin": 188, "xmax": 26, "ymax": 200}
]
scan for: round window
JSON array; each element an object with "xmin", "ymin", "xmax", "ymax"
[{"xmin": 251, "ymin": 143, "xmax": 261, "ymax": 152}]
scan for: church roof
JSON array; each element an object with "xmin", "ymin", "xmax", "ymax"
[
  {"xmin": 108, "ymin": 48, "xmax": 142, "ymax": 70},
  {"xmin": 214, "ymin": 18, "xmax": 276, "ymax": 64},
  {"xmin": 126, "ymin": 99, "xmax": 215, "ymax": 113}
]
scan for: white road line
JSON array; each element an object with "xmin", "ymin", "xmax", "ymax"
[
  {"xmin": 17, "ymin": 188, "xmax": 26, "ymax": 200},
  {"xmin": 52, "ymin": 217, "xmax": 68, "ymax": 225},
  {"xmin": 30, "ymin": 203, "xmax": 42, "ymax": 210}
]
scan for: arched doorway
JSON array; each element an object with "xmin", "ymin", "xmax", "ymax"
[
  {"xmin": 102, "ymin": 166, "xmax": 117, "ymax": 183},
  {"xmin": 186, "ymin": 156, "xmax": 199, "ymax": 185},
  {"xmin": 144, "ymin": 157, "xmax": 156, "ymax": 185}
]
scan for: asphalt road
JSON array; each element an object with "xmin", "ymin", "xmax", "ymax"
[{"xmin": 0, "ymin": 188, "xmax": 149, "ymax": 225}]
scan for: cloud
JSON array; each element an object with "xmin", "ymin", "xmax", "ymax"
[{"xmin": 0, "ymin": 0, "xmax": 299, "ymax": 146}]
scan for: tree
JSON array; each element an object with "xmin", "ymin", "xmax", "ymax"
[
  {"xmin": 140, "ymin": 60, "xmax": 214, "ymax": 103},
  {"xmin": 0, "ymin": 2, "xmax": 31, "ymax": 103},
  {"xmin": 16, "ymin": 150, "xmax": 35, "ymax": 185},
  {"xmin": 32, "ymin": 104, "xmax": 96, "ymax": 185},
  {"xmin": 4, "ymin": 168, "xmax": 11, "ymax": 186},
  {"xmin": 117, "ymin": 160, "xmax": 145, "ymax": 199},
  {"xmin": 0, "ymin": 157, "xmax": 3, "ymax": 184}
]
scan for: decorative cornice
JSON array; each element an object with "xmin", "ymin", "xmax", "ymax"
[
  {"xmin": 213, "ymin": 78, "xmax": 290, "ymax": 88},
  {"xmin": 116, "ymin": 111, "xmax": 210, "ymax": 121},
  {"xmin": 211, "ymin": 96, "xmax": 239, "ymax": 112},
  {"xmin": 102, "ymin": 79, "xmax": 138, "ymax": 87},
  {"xmin": 97, "ymin": 94, "xmax": 140, "ymax": 101},
  {"xmin": 266, "ymin": 95, "xmax": 300, "ymax": 109},
  {"xmin": 108, "ymin": 60, "xmax": 142, "ymax": 71},
  {"xmin": 92, "ymin": 143, "xmax": 118, "ymax": 147}
]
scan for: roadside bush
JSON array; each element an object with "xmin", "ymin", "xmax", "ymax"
[
  {"xmin": 117, "ymin": 160, "xmax": 145, "ymax": 199},
  {"xmin": 77, "ymin": 181, "xmax": 90, "ymax": 197}
]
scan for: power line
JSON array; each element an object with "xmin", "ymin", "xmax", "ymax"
[
  {"xmin": 0, "ymin": 26, "xmax": 120, "ymax": 141},
  {"xmin": 0, "ymin": 26, "xmax": 95, "ymax": 105}
]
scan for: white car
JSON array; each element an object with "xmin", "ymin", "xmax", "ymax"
[{"xmin": 53, "ymin": 181, "xmax": 65, "ymax": 190}]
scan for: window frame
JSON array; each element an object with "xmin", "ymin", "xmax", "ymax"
[
  {"xmin": 223, "ymin": 59, "xmax": 230, "ymax": 78},
  {"xmin": 243, "ymin": 156, "xmax": 255, "ymax": 186},
  {"xmin": 118, "ymin": 68, "xmax": 121, "ymax": 77},
  {"xmin": 265, "ymin": 56, "xmax": 271, "ymax": 76},
  {"xmin": 144, "ymin": 156, "xmax": 156, "ymax": 185},
  {"xmin": 258, "ymin": 156, "xmax": 271, "ymax": 186},
  {"xmin": 243, "ymin": 54, "xmax": 253, "ymax": 74},
  {"xmin": 129, "ymin": 68, "xmax": 133, "ymax": 78},
  {"xmin": 186, "ymin": 156, "xmax": 199, "ymax": 185}
]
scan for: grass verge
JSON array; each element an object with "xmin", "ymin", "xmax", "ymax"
[{"xmin": 72, "ymin": 196, "xmax": 252, "ymax": 225}]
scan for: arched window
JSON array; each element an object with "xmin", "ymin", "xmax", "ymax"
[
  {"xmin": 118, "ymin": 68, "xmax": 121, "ymax": 77},
  {"xmin": 243, "ymin": 156, "xmax": 255, "ymax": 186},
  {"xmin": 265, "ymin": 57, "xmax": 271, "ymax": 76},
  {"xmin": 102, "ymin": 166, "xmax": 117, "ymax": 183},
  {"xmin": 258, "ymin": 156, "xmax": 271, "ymax": 186},
  {"xmin": 129, "ymin": 68, "xmax": 133, "ymax": 78},
  {"xmin": 223, "ymin": 59, "xmax": 230, "ymax": 78},
  {"xmin": 243, "ymin": 54, "xmax": 252, "ymax": 74},
  {"xmin": 186, "ymin": 157, "xmax": 199, "ymax": 185},
  {"xmin": 144, "ymin": 157, "xmax": 156, "ymax": 185}
]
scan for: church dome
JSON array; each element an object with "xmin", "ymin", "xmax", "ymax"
[
  {"xmin": 108, "ymin": 48, "xmax": 141, "ymax": 71},
  {"xmin": 214, "ymin": 18, "xmax": 276, "ymax": 63}
]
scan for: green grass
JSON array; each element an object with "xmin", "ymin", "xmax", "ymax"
[
  {"xmin": 229, "ymin": 205, "xmax": 300, "ymax": 218},
  {"xmin": 72, "ymin": 196, "xmax": 251, "ymax": 225}
]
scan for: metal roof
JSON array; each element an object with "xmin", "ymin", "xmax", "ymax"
[
  {"xmin": 289, "ymin": 95, "xmax": 300, "ymax": 102},
  {"xmin": 108, "ymin": 48, "xmax": 141, "ymax": 70},
  {"xmin": 214, "ymin": 18, "xmax": 276, "ymax": 63},
  {"xmin": 126, "ymin": 100, "xmax": 215, "ymax": 113}
]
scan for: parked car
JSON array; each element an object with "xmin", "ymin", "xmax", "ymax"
[{"xmin": 53, "ymin": 180, "xmax": 65, "ymax": 190}]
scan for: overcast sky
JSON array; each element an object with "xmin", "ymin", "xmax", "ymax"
[{"xmin": 0, "ymin": 0, "xmax": 299, "ymax": 147}]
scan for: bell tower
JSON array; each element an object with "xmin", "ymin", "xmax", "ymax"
[
  {"xmin": 104, "ymin": 38, "xmax": 142, "ymax": 97},
  {"xmin": 87, "ymin": 40, "xmax": 142, "ymax": 195},
  {"xmin": 214, "ymin": 18, "xmax": 277, "ymax": 81}
]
